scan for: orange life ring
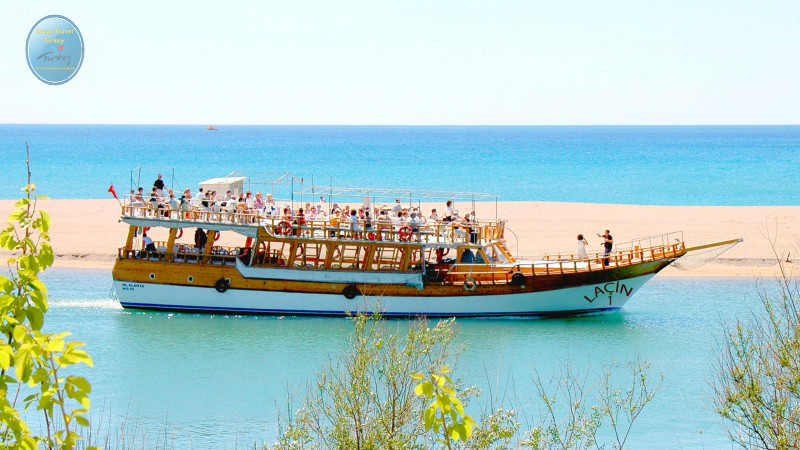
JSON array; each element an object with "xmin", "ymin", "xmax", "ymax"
[
  {"xmin": 398, "ymin": 226, "xmax": 413, "ymax": 242},
  {"xmin": 175, "ymin": 229, "xmax": 183, "ymax": 239},
  {"xmin": 276, "ymin": 221, "xmax": 292, "ymax": 236}
]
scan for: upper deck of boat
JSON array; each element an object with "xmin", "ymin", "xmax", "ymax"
[{"xmin": 120, "ymin": 204, "xmax": 506, "ymax": 247}]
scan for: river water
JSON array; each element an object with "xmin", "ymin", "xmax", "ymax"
[{"xmin": 38, "ymin": 268, "xmax": 770, "ymax": 448}]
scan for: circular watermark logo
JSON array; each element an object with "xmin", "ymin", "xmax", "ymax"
[{"xmin": 26, "ymin": 15, "xmax": 84, "ymax": 85}]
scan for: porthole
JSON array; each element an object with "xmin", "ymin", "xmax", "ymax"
[
  {"xmin": 187, "ymin": 276, "xmax": 194, "ymax": 283},
  {"xmin": 149, "ymin": 273, "xmax": 156, "ymax": 280}
]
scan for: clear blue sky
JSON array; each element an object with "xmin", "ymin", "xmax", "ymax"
[{"xmin": 2, "ymin": 1, "xmax": 798, "ymax": 124}]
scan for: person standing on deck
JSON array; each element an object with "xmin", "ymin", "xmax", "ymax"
[
  {"xmin": 153, "ymin": 174, "xmax": 165, "ymax": 198},
  {"xmin": 195, "ymin": 228, "xmax": 208, "ymax": 252},
  {"xmin": 597, "ymin": 230, "xmax": 613, "ymax": 267},
  {"xmin": 577, "ymin": 234, "xmax": 589, "ymax": 259}
]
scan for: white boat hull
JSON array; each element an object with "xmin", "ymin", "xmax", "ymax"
[{"xmin": 114, "ymin": 274, "xmax": 654, "ymax": 317}]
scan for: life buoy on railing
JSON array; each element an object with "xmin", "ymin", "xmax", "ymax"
[
  {"xmin": 214, "ymin": 278, "xmax": 230, "ymax": 293},
  {"xmin": 275, "ymin": 221, "xmax": 292, "ymax": 236},
  {"xmin": 463, "ymin": 277, "xmax": 478, "ymax": 292},
  {"xmin": 175, "ymin": 229, "xmax": 183, "ymax": 239},
  {"xmin": 398, "ymin": 226, "xmax": 413, "ymax": 242}
]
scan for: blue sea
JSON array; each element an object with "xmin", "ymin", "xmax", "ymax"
[{"xmin": 0, "ymin": 125, "xmax": 798, "ymax": 204}]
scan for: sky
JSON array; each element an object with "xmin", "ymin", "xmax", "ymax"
[{"xmin": 1, "ymin": 1, "xmax": 798, "ymax": 125}]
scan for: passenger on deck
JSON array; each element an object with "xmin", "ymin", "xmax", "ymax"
[
  {"xmin": 194, "ymin": 228, "xmax": 208, "ymax": 252},
  {"xmin": 330, "ymin": 209, "xmax": 341, "ymax": 237},
  {"xmin": 153, "ymin": 174, "xmax": 165, "ymax": 197},
  {"xmin": 142, "ymin": 232, "xmax": 157, "ymax": 257},
  {"xmin": 134, "ymin": 187, "xmax": 145, "ymax": 203},
  {"xmin": 429, "ymin": 208, "xmax": 439, "ymax": 222},
  {"xmin": 408, "ymin": 211, "xmax": 421, "ymax": 232},
  {"xmin": 391, "ymin": 199, "xmax": 402, "ymax": 217},
  {"xmin": 444, "ymin": 200, "xmax": 455, "ymax": 221},
  {"xmin": 148, "ymin": 192, "xmax": 160, "ymax": 217},
  {"xmin": 180, "ymin": 195, "xmax": 192, "ymax": 218},
  {"xmin": 460, "ymin": 248, "xmax": 475, "ymax": 263},
  {"xmin": 167, "ymin": 194, "xmax": 179, "ymax": 218},
  {"xmin": 296, "ymin": 208, "xmax": 307, "ymax": 225},
  {"xmin": 577, "ymin": 234, "xmax": 588, "ymax": 259},
  {"xmin": 253, "ymin": 192, "xmax": 265, "ymax": 210},
  {"xmin": 246, "ymin": 191, "xmax": 254, "ymax": 207},
  {"xmin": 183, "ymin": 189, "xmax": 192, "ymax": 200}
]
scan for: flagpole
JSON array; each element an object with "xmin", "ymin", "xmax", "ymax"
[{"xmin": 109, "ymin": 182, "xmax": 123, "ymax": 208}]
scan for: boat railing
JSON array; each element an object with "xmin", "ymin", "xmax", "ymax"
[
  {"xmin": 117, "ymin": 242, "xmax": 243, "ymax": 265},
  {"xmin": 121, "ymin": 204, "xmax": 505, "ymax": 245},
  {"xmin": 444, "ymin": 240, "xmax": 685, "ymax": 286},
  {"xmin": 538, "ymin": 231, "xmax": 685, "ymax": 262}
]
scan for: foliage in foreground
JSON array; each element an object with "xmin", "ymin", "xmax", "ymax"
[
  {"xmin": 268, "ymin": 313, "xmax": 662, "ymax": 449},
  {"xmin": 712, "ymin": 260, "xmax": 800, "ymax": 449},
  {"xmin": 0, "ymin": 153, "xmax": 94, "ymax": 449}
]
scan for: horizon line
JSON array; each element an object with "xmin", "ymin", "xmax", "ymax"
[{"xmin": 1, "ymin": 123, "xmax": 799, "ymax": 127}]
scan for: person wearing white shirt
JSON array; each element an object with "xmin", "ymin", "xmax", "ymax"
[{"xmin": 391, "ymin": 199, "xmax": 402, "ymax": 217}]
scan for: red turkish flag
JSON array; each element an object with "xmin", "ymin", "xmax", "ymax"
[{"xmin": 108, "ymin": 184, "xmax": 118, "ymax": 199}]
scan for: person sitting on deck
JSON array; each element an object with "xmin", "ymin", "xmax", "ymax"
[
  {"xmin": 183, "ymin": 189, "xmax": 192, "ymax": 200},
  {"xmin": 245, "ymin": 191, "xmax": 254, "ymax": 207},
  {"xmin": 429, "ymin": 208, "xmax": 439, "ymax": 223},
  {"xmin": 460, "ymin": 248, "xmax": 475, "ymax": 263},
  {"xmin": 148, "ymin": 192, "xmax": 160, "ymax": 217},
  {"xmin": 167, "ymin": 194, "xmax": 179, "ymax": 218},
  {"xmin": 376, "ymin": 210, "xmax": 392, "ymax": 239},
  {"xmin": 408, "ymin": 211, "xmax": 421, "ymax": 233},
  {"xmin": 253, "ymin": 192, "xmax": 265, "ymax": 210}
]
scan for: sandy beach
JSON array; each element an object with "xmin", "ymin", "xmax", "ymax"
[{"xmin": 1, "ymin": 199, "xmax": 798, "ymax": 278}]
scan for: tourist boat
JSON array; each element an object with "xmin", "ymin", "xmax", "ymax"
[
  {"xmin": 111, "ymin": 179, "xmax": 739, "ymax": 317},
  {"xmin": 206, "ymin": 125, "xmax": 218, "ymax": 131}
]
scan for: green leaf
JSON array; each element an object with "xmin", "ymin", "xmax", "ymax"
[
  {"xmin": 38, "ymin": 210, "xmax": 51, "ymax": 232},
  {"xmin": 13, "ymin": 324, "xmax": 27, "ymax": 343},
  {"xmin": 9, "ymin": 208, "xmax": 26, "ymax": 221},
  {"xmin": 424, "ymin": 405, "xmax": 436, "ymax": 429},
  {"xmin": 68, "ymin": 376, "xmax": 92, "ymax": 394},
  {"xmin": 25, "ymin": 307, "xmax": 44, "ymax": 332},
  {"xmin": 75, "ymin": 415, "xmax": 89, "ymax": 427}
]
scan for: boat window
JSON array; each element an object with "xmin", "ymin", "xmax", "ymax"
[{"xmin": 484, "ymin": 245, "xmax": 509, "ymax": 264}]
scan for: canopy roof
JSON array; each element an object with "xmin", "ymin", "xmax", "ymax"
[
  {"xmin": 199, "ymin": 176, "xmax": 247, "ymax": 185},
  {"xmin": 297, "ymin": 185, "xmax": 499, "ymax": 202}
]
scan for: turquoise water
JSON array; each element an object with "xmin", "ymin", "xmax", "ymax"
[
  {"xmin": 1, "ymin": 125, "xmax": 799, "ymax": 205},
  {"xmin": 41, "ymin": 268, "xmax": 766, "ymax": 448}
]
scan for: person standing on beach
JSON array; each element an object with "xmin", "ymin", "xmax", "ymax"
[
  {"xmin": 597, "ymin": 230, "xmax": 613, "ymax": 267},
  {"xmin": 577, "ymin": 234, "xmax": 588, "ymax": 259}
]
